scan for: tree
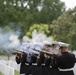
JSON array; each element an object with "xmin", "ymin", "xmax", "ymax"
[
  {"xmin": 26, "ymin": 24, "xmax": 50, "ymax": 38},
  {"xmin": 50, "ymin": 8, "xmax": 76, "ymax": 50},
  {"xmin": 0, "ymin": 0, "xmax": 65, "ymax": 38},
  {"xmin": 39, "ymin": 0, "xmax": 65, "ymax": 24}
]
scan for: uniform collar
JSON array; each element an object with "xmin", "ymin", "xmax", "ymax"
[{"xmin": 62, "ymin": 52, "xmax": 68, "ymax": 54}]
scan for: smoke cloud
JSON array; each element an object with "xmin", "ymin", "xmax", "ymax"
[
  {"xmin": 0, "ymin": 28, "xmax": 54, "ymax": 54},
  {"xmin": 0, "ymin": 28, "xmax": 20, "ymax": 51}
]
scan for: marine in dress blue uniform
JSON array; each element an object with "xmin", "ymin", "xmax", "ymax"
[
  {"xmin": 49, "ymin": 42, "xmax": 60, "ymax": 75},
  {"xmin": 37, "ymin": 41, "xmax": 52, "ymax": 75},
  {"xmin": 15, "ymin": 52, "xmax": 27, "ymax": 75},
  {"xmin": 56, "ymin": 42, "xmax": 76, "ymax": 75}
]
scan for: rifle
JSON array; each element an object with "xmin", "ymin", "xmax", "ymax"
[
  {"xmin": 10, "ymin": 50, "xmax": 24, "ymax": 55},
  {"xmin": 37, "ymin": 50, "xmax": 58, "ymax": 58},
  {"xmin": 28, "ymin": 48, "xmax": 56, "ymax": 57},
  {"xmin": 11, "ymin": 49, "xmax": 57, "ymax": 58}
]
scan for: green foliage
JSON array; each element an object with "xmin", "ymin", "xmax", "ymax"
[
  {"xmin": 0, "ymin": 0, "xmax": 65, "ymax": 38},
  {"xmin": 50, "ymin": 8, "xmax": 76, "ymax": 50},
  {"xmin": 2, "ymin": 26, "xmax": 14, "ymax": 32},
  {"xmin": 39, "ymin": 0, "xmax": 65, "ymax": 24},
  {"xmin": 26, "ymin": 24, "xmax": 50, "ymax": 38},
  {"xmin": 0, "ymin": 52, "xmax": 7, "ymax": 55}
]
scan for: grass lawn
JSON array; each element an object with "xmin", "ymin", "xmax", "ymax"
[
  {"xmin": 15, "ymin": 70, "xmax": 19, "ymax": 75},
  {"xmin": 0, "ymin": 70, "xmax": 19, "ymax": 75},
  {"xmin": 0, "ymin": 72, "xmax": 3, "ymax": 75}
]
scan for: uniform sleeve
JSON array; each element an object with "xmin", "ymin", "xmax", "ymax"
[
  {"xmin": 44, "ymin": 56, "xmax": 51, "ymax": 67},
  {"xmin": 54, "ymin": 56, "xmax": 61, "ymax": 68},
  {"xmin": 75, "ymin": 55, "xmax": 76, "ymax": 62},
  {"xmin": 37, "ymin": 52, "xmax": 44, "ymax": 67},
  {"xmin": 31, "ymin": 55, "xmax": 37, "ymax": 63},
  {"xmin": 75, "ymin": 58, "xmax": 76, "ymax": 62},
  {"xmin": 15, "ymin": 54, "xmax": 21, "ymax": 64},
  {"xmin": 20, "ymin": 53, "xmax": 27, "ymax": 65}
]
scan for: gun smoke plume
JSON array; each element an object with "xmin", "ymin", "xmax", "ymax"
[
  {"xmin": 0, "ymin": 28, "xmax": 20, "ymax": 52},
  {"xmin": 0, "ymin": 28, "xmax": 53, "ymax": 54}
]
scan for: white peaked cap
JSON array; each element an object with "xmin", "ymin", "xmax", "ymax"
[
  {"xmin": 51, "ymin": 41, "xmax": 59, "ymax": 45},
  {"xmin": 43, "ymin": 41, "xmax": 52, "ymax": 45},
  {"xmin": 58, "ymin": 42, "xmax": 70, "ymax": 47}
]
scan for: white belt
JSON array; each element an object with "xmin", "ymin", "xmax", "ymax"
[
  {"xmin": 59, "ymin": 68, "xmax": 73, "ymax": 71},
  {"xmin": 41, "ymin": 64, "xmax": 45, "ymax": 66},
  {"xmin": 20, "ymin": 74, "xmax": 25, "ymax": 75},
  {"xmin": 25, "ymin": 63, "xmax": 45, "ymax": 66},
  {"xmin": 32, "ymin": 63, "xmax": 37, "ymax": 65},
  {"xmin": 25, "ymin": 63, "xmax": 37, "ymax": 65},
  {"xmin": 32, "ymin": 63, "xmax": 45, "ymax": 65}
]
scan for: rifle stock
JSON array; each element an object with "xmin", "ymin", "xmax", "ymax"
[
  {"xmin": 11, "ymin": 49, "xmax": 56, "ymax": 57},
  {"xmin": 40, "ymin": 50, "xmax": 56, "ymax": 57},
  {"xmin": 11, "ymin": 50, "xmax": 23, "ymax": 55}
]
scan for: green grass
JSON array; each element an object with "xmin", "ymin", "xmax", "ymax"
[
  {"xmin": 0, "ymin": 52, "xmax": 7, "ymax": 55},
  {"xmin": 15, "ymin": 70, "xmax": 19, "ymax": 75},
  {"xmin": 0, "ymin": 70, "xmax": 19, "ymax": 75},
  {"xmin": 0, "ymin": 72, "xmax": 3, "ymax": 75}
]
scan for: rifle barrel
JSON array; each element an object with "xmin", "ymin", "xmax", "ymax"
[{"xmin": 41, "ymin": 50, "xmax": 54, "ymax": 56}]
